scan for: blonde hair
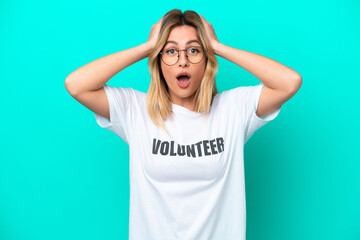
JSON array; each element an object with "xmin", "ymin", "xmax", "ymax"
[{"xmin": 146, "ymin": 9, "xmax": 219, "ymax": 135}]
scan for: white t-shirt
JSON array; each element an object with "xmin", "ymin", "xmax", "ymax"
[{"xmin": 95, "ymin": 82, "xmax": 281, "ymax": 240}]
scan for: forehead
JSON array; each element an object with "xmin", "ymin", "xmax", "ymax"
[{"xmin": 165, "ymin": 25, "xmax": 201, "ymax": 46}]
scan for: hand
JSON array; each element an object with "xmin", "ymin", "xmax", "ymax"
[
  {"xmin": 147, "ymin": 17, "xmax": 164, "ymax": 51},
  {"xmin": 198, "ymin": 14, "xmax": 220, "ymax": 52}
]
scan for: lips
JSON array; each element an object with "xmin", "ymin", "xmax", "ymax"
[{"xmin": 176, "ymin": 72, "xmax": 191, "ymax": 79}]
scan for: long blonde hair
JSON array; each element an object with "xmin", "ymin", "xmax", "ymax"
[{"xmin": 147, "ymin": 9, "xmax": 219, "ymax": 135}]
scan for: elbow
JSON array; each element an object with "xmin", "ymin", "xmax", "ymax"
[
  {"xmin": 64, "ymin": 77, "xmax": 78, "ymax": 96},
  {"xmin": 289, "ymin": 74, "xmax": 303, "ymax": 94}
]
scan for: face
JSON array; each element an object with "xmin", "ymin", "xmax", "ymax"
[{"xmin": 160, "ymin": 25, "xmax": 207, "ymax": 110}]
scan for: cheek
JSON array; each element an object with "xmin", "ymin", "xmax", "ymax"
[
  {"xmin": 160, "ymin": 62, "xmax": 168, "ymax": 74},
  {"xmin": 194, "ymin": 63, "xmax": 206, "ymax": 81},
  {"xmin": 160, "ymin": 65, "xmax": 173, "ymax": 84},
  {"xmin": 162, "ymin": 70, "xmax": 170, "ymax": 80}
]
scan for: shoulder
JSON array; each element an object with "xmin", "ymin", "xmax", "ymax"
[
  {"xmin": 218, "ymin": 83, "xmax": 263, "ymax": 101},
  {"xmin": 104, "ymin": 85, "xmax": 146, "ymax": 98}
]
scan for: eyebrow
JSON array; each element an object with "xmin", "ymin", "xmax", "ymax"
[{"xmin": 165, "ymin": 40, "xmax": 201, "ymax": 45}]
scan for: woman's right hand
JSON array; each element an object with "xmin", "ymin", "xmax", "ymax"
[{"xmin": 146, "ymin": 17, "xmax": 164, "ymax": 51}]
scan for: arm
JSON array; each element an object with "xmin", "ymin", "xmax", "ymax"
[
  {"xmin": 214, "ymin": 42, "xmax": 302, "ymax": 118},
  {"xmin": 198, "ymin": 14, "xmax": 302, "ymax": 92},
  {"xmin": 64, "ymin": 16, "xmax": 164, "ymax": 95},
  {"xmin": 198, "ymin": 14, "xmax": 302, "ymax": 118},
  {"xmin": 212, "ymin": 41, "xmax": 302, "ymax": 92},
  {"xmin": 64, "ymin": 18, "xmax": 163, "ymax": 120},
  {"xmin": 64, "ymin": 42, "xmax": 153, "ymax": 95},
  {"xmin": 213, "ymin": 41, "xmax": 303, "ymax": 118}
]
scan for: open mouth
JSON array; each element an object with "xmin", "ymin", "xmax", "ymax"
[{"xmin": 176, "ymin": 74, "xmax": 191, "ymax": 88}]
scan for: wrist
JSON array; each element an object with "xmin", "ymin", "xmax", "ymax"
[
  {"xmin": 211, "ymin": 40, "xmax": 221, "ymax": 55},
  {"xmin": 143, "ymin": 42, "xmax": 154, "ymax": 56}
]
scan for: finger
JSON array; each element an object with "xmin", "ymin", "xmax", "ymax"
[{"xmin": 198, "ymin": 14, "xmax": 206, "ymax": 22}]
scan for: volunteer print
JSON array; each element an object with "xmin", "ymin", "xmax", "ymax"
[{"xmin": 152, "ymin": 137, "xmax": 224, "ymax": 158}]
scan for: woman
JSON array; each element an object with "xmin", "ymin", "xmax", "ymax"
[{"xmin": 65, "ymin": 9, "xmax": 302, "ymax": 240}]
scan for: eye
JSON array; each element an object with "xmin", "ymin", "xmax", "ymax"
[
  {"xmin": 188, "ymin": 47, "xmax": 201, "ymax": 54},
  {"xmin": 165, "ymin": 48, "xmax": 177, "ymax": 55}
]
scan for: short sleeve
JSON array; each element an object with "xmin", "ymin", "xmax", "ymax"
[
  {"xmin": 94, "ymin": 84, "xmax": 137, "ymax": 145},
  {"xmin": 229, "ymin": 83, "xmax": 282, "ymax": 144}
]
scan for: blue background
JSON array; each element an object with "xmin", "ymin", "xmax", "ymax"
[{"xmin": 1, "ymin": 0, "xmax": 359, "ymax": 239}]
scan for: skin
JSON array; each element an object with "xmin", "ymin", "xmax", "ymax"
[{"xmin": 160, "ymin": 25, "xmax": 207, "ymax": 112}]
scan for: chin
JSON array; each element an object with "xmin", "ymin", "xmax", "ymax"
[{"xmin": 177, "ymin": 90, "xmax": 198, "ymax": 98}]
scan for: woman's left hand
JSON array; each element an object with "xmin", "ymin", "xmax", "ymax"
[{"xmin": 198, "ymin": 14, "xmax": 220, "ymax": 52}]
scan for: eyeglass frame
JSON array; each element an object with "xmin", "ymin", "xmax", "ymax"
[{"xmin": 159, "ymin": 46, "xmax": 207, "ymax": 66}]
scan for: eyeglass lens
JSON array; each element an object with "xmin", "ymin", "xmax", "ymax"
[{"xmin": 161, "ymin": 46, "xmax": 204, "ymax": 65}]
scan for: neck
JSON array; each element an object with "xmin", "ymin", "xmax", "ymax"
[{"xmin": 171, "ymin": 98, "xmax": 196, "ymax": 112}]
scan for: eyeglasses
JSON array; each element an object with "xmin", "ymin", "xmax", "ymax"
[{"xmin": 159, "ymin": 46, "xmax": 206, "ymax": 66}]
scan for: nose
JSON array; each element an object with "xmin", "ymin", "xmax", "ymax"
[{"xmin": 178, "ymin": 50, "xmax": 189, "ymax": 66}]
